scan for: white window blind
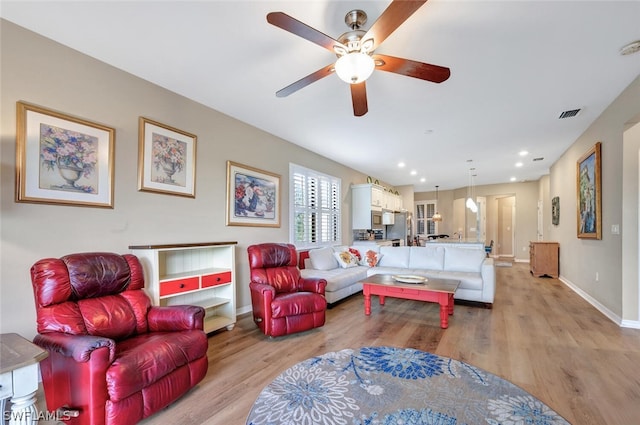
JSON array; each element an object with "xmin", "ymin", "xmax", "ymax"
[{"xmin": 290, "ymin": 163, "xmax": 341, "ymax": 248}]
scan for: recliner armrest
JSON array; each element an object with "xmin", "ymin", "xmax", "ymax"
[
  {"xmin": 34, "ymin": 333, "xmax": 115, "ymax": 363},
  {"xmin": 298, "ymin": 277, "xmax": 327, "ymax": 295},
  {"xmin": 148, "ymin": 305, "xmax": 205, "ymax": 332},
  {"xmin": 249, "ymin": 282, "xmax": 276, "ymax": 297}
]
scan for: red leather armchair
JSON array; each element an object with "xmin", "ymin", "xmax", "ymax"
[
  {"xmin": 247, "ymin": 243, "xmax": 327, "ymax": 337},
  {"xmin": 30, "ymin": 252, "xmax": 209, "ymax": 425}
]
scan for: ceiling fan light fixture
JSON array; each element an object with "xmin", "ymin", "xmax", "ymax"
[{"xmin": 335, "ymin": 52, "xmax": 375, "ymax": 84}]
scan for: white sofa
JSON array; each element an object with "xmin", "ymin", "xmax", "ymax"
[{"xmin": 300, "ymin": 244, "xmax": 495, "ymax": 307}]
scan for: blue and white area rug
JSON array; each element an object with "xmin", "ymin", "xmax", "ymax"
[{"xmin": 247, "ymin": 346, "xmax": 570, "ymax": 425}]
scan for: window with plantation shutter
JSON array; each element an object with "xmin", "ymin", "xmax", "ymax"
[
  {"xmin": 415, "ymin": 200, "xmax": 437, "ymax": 236},
  {"xmin": 290, "ymin": 163, "xmax": 341, "ymax": 248}
]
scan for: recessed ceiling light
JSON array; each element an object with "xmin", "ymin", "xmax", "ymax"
[
  {"xmin": 410, "ymin": 170, "xmax": 417, "ymax": 176},
  {"xmin": 398, "ymin": 162, "xmax": 405, "ymax": 168},
  {"xmin": 510, "ymin": 177, "xmax": 516, "ymax": 182},
  {"xmin": 420, "ymin": 177, "xmax": 426, "ymax": 183},
  {"xmin": 515, "ymin": 162, "xmax": 523, "ymax": 167},
  {"xmin": 620, "ymin": 40, "xmax": 640, "ymax": 56},
  {"xmin": 519, "ymin": 150, "xmax": 529, "ymax": 156}
]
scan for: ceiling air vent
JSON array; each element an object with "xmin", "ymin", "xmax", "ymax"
[
  {"xmin": 559, "ymin": 109, "xmax": 581, "ymax": 119},
  {"xmin": 533, "ymin": 157, "xmax": 544, "ymax": 161}
]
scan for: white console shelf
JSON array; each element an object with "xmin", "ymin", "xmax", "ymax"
[{"xmin": 129, "ymin": 241, "xmax": 237, "ymax": 334}]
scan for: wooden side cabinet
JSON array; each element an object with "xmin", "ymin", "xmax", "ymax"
[
  {"xmin": 130, "ymin": 241, "xmax": 237, "ymax": 334},
  {"xmin": 529, "ymin": 242, "xmax": 559, "ymax": 278}
]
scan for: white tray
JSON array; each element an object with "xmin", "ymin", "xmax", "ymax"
[{"xmin": 392, "ymin": 275, "xmax": 427, "ymax": 284}]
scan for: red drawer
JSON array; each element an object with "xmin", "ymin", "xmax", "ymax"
[
  {"xmin": 160, "ymin": 276, "xmax": 199, "ymax": 296},
  {"xmin": 202, "ymin": 271, "xmax": 232, "ymax": 288},
  {"xmin": 387, "ymin": 287, "xmax": 419, "ymax": 296}
]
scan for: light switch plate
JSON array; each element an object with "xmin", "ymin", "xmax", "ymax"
[{"xmin": 612, "ymin": 224, "xmax": 620, "ymax": 234}]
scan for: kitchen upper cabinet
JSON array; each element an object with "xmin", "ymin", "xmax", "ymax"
[
  {"xmin": 371, "ymin": 185, "xmax": 384, "ymax": 208},
  {"xmin": 352, "ymin": 184, "xmax": 403, "ymax": 229}
]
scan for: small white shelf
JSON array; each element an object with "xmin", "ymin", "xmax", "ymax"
[{"xmin": 130, "ymin": 242, "xmax": 237, "ymax": 334}]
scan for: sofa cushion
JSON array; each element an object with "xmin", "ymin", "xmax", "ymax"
[
  {"xmin": 408, "ymin": 246, "xmax": 444, "ymax": 271},
  {"xmin": 436, "ymin": 270, "xmax": 484, "ymax": 291},
  {"xmin": 300, "ymin": 266, "xmax": 368, "ymax": 293},
  {"xmin": 309, "ymin": 247, "xmax": 338, "ymax": 270},
  {"xmin": 378, "ymin": 246, "xmax": 411, "ymax": 268},
  {"xmin": 271, "ymin": 292, "xmax": 326, "ymax": 318},
  {"xmin": 334, "ymin": 251, "xmax": 359, "ymax": 268},
  {"xmin": 444, "ymin": 247, "xmax": 486, "ymax": 272},
  {"xmin": 106, "ymin": 330, "xmax": 207, "ymax": 402}
]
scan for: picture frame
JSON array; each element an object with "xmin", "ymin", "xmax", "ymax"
[
  {"xmin": 138, "ymin": 117, "xmax": 197, "ymax": 198},
  {"xmin": 15, "ymin": 101, "xmax": 115, "ymax": 208},
  {"xmin": 226, "ymin": 160, "xmax": 280, "ymax": 227},
  {"xmin": 552, "ymin": 196, "xmax": 560, "ymax": 225},
  {"xmin": 576, "ymin": 142, "xmax": 602, "ymax": 239}
]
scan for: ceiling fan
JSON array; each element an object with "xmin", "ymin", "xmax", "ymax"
[{"xmin": 267, "ymin": 0, "xmax": 451, "ymax": 117}]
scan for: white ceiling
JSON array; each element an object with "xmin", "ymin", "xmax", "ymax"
[{"xmin": 2, "ymin": 0, "xmax": 640, "ymax": 190}]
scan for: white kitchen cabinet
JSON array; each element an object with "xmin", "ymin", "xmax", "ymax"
[
  {"xmin": 352, "ymin": 184, "xmax": 403, "ymax": 229},
  {"xmin": 129, "ymin": 241, "xmax": 237, "ymax": 334}
]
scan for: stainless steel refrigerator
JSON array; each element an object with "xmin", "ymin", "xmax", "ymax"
[{"xmin": 385, "ymin": 212, "xmax": 413, "ymax": 246}]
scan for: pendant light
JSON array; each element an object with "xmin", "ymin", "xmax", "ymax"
[
  {"xmin": 432, "ymin": 185, "xmax": 443, "ymax": 222},
  {"xmin": 466, "ymin": 169, "xmax": 478, "ymax": 213}
]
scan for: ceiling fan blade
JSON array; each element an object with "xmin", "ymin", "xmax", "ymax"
[
  {"xmin": 373, "ymin": 54, "xmax": 450, "ymax": 83},
  {"xmin": 363, "ymin": 0, "xmax": 427, "ymax": 51},
  {"xmin": 276, "ymin": 64, "xmax": 335, "ymax": 98},
  {"xmin": 267, "ymin": 12, "xmax": 347, "ymax": 53},
  {"xmin": 350, "ymin": 82, "xmax": 368, "ymax": 117}
]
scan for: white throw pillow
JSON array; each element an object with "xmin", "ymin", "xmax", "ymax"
[
  {"xmin": 333, "ymin": 251, "xmax": 359, "ymax": 268},
  {"xmin": 360, "ymin": 250, "xmax": 383, "ymax": 267},
  {"xmin": 309, "ymin": 246, "xmax": 339, "ymax": 270}
]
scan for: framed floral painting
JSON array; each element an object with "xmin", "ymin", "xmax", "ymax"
[
  {"xmin": 226, "ymin": 161, "xmax": 280, "ymax": 227},
  {"xmin": 15, "ymin": 101, "xmax": 115, "ymax": 208},
  {"xmin": 576, "ymin": 142, "xmax": 602, "ymax": 239},
  {"xmin": 138, "ymin": 117, "xmax": 197, "ymax": 197}
]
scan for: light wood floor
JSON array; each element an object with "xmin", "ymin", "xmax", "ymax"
[{"xmin": 42, "ymin": 261, "xmax": 640, "ymax": 424}]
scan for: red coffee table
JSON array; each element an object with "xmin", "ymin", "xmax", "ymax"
[{"xmin": 361, "ymin": 274, "xmax": 460, "ymax": 329}]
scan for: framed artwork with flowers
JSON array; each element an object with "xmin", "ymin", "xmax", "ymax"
[
  {"xmin": 138, "ymin": 117, "xmax": 197, "ymax": 198},
  {"xmin": 577, "ymin": 141, "xmax": 602, "ymax": 239},
  {"xmin": 16, "ymin": 101, "xmax": 115, "ymax": 208},
  {"xmin": 226, "ymin": 160, "xmax": 280, "ymax": 227}
]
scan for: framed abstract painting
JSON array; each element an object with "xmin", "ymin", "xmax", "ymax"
[
  {"xmin": 226, "ymin": 161, "xmax": 280, "ymax": 227},
  {"xmin": 551, "ymin": 196, "xmax": 560, "ymax": 226},
  {"xmin": 576, "ymin": 142, "xmax": 602, "ymax": 239},
  {"xmin": 15, "ymin": 101, "xmax": 115, "ymax": 208},
  {"xmin": 138, "ymin": 117, "xmax": 197, "ymax": 198}
]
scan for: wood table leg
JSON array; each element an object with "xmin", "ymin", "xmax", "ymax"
[
  {"xmin": 363, "ymin": 285, "xmax": 371, "ymax": 315},
  {"xmin": 439, "ymin": 293, "xmax": 451, "ymax": 329}
]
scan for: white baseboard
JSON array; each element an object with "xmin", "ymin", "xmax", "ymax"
[
  {"xmin": 237, "ymin": 305, "xmax": 252, "ymax": 316},
  {"xmin": 559, "ymin": 275, "xmax": 640, "ymax": 328}
]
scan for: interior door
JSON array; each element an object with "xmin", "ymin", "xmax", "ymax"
[{"xmin": 497, "ymin": 196, "xmax": 515, "ymax": 256}]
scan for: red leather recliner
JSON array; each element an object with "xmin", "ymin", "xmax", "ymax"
[
  {"xmin": 30, "ymin": 252, "xmax": 209, "ymax": 425},
  {"xmin": 247, "ymin": 243, "xmax": 327, "ymax": 337}
]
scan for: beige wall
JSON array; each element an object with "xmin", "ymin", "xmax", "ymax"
[
  {"xmin": 549, "ymin": 74, "xmax": 640, "ymax": 321},
  {"xmin": 0, "ymin": 21, "xmax": 368, "ymax": 339},
  {"xmin": 415, "ymin": 181, "xmax": 539, "ymax": 260}
]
